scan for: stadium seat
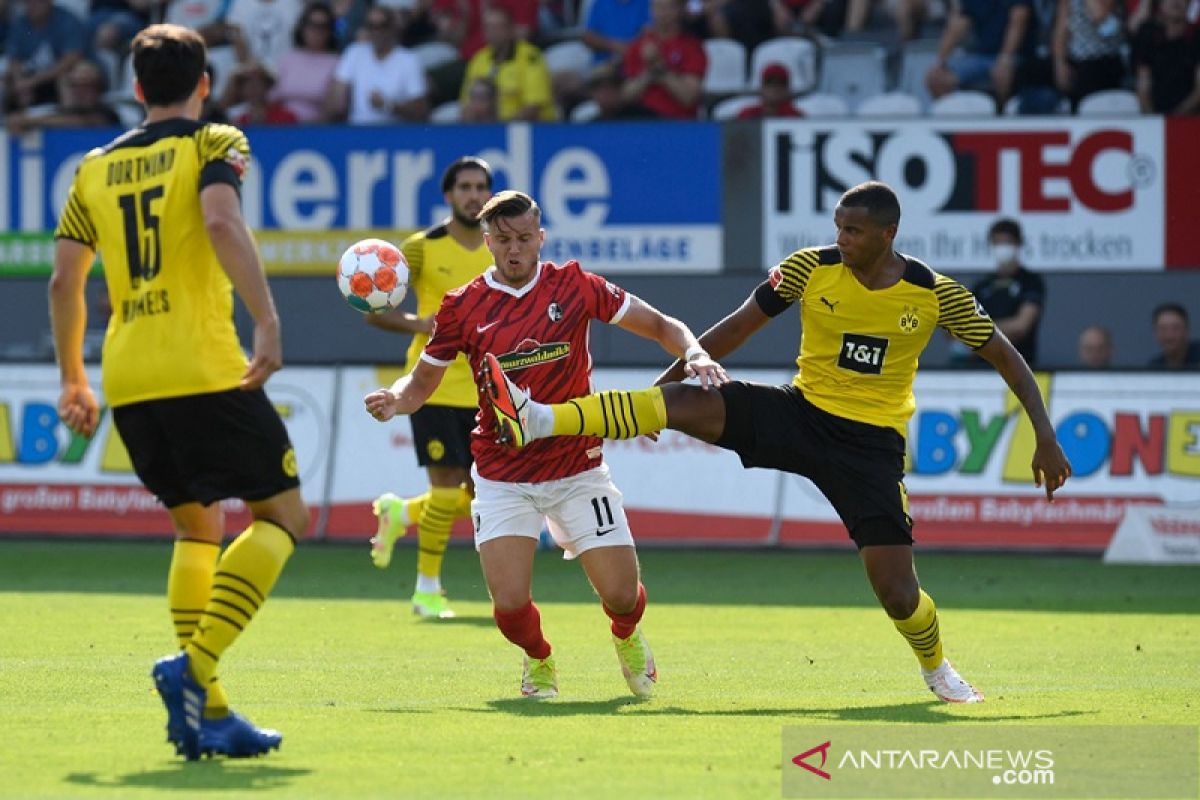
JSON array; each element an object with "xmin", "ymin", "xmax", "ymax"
[
  {"xmin": 206, "ymin": 45, "xmax": 238, "ymax": 101},
  {"xmin": 430, "ymin": 101, "xmax": 462, "ymax": 123},
  {"xmin": 710, "ymin": 93, "xmax": 759, "ymax": 120},
  {"xmin": 897, "ymin": 38, "xmax": 940, "ymax": 111},
  {"xmin": 750, "ymin": 37, "xmax": 817, "ymax": 95},
  {"xmin": 569, "ymin": 99, "xmax": 600, "ymax": 122},
  {"xmin": 413, "ymin": 41, "xmax": 460, "ymax": 71},
  {"xmin": 929, "ymin": 89, "xmax": 996, "ymax": 117},
  {"xmin": 855, "ymin": 91, "xmax": 923, "ymax": 118},
  {"xmin": 1002, "ymin": 92, "xmax": 1070, "ymax": 115},
  {"xmin": 817, "ymin": 42, "xmax": 888, "ymax": 111},
  {"xmin": 1077, "ymin": 88, "xmax": 1140, "ymax": 116},
  {"xmin": 543, "ymin": 40, "xmax": 593, "ymax": 80},
  {"xmin": 703, "ymin": 38, "xmax": 748, "ymax": 96},
  {"xmin": 795, "ymin": 92, "xmax": 851, "ymax": 117}
]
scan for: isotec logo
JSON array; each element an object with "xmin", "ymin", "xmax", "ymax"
[{"xmin": 774, "ymin": 126, "xmax": 1155, "ymax": 216}]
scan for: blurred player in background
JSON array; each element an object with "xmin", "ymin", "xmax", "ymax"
[
  {"xmin": 484, "ymin": 181, "xmax": 1073, "ymax": 704},
  {"xmin": 364, "ymin": 190, "xmax": 726, "ymax": 698},
  {"xmin": 365, "ymin": 156, "xmax": 494, "ymax": 619},
  {"xmin": 49, "ymin": 24, "xmax": 308, "ymax": 759}
]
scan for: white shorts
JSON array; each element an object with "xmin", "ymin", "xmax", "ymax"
[{"xmin": 470, "ymin": 463, "xmax": 634, "ymax": 559}]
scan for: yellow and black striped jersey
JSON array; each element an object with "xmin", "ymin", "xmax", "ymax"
[
  {"xmin": 759, "ymin": 245, "xmax": 995, "ymax": 435},
  {"xmin": 54, "ymin": 119, "xmax": 252, "ymax": 407},
  {"xmin": 399, "ymin": 223, "xmax": 492, "ymax": 408}
]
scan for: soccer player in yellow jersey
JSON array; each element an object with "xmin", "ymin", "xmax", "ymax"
[
  {"xmin": 49, "ymin": 25, "xmax": 309, "ymax": 759},
  {"xmin": 366, "ymin": 157, "xmax": 494, "ymax": 618},
  {"xmin": 483, "ymin": 180, "xmax": 1074, "ymax": 703}
]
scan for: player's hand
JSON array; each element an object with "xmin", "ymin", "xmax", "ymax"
[
  {"xmin": 684, "ymin": 353, "xmax": 729, "ymax": 389},
  {"xmin": 364, "ymin": 388, "xmax": 399, "ymax": 422},
  {"xmin": 58, "ymin": 382, "xmax": 99, "ymax": 438},
  {"xmin": 242, "ymin": 319, "xmax": 283, "ymax": 390},
  {"xmin": 1031, "ymin": 435, "xmax": 1072, "ymax": 502}
]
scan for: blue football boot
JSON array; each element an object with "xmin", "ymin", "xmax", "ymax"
[
  {"xmin": 200, "ymin": 711, "xmax": 283, "ymax": 758},
  {"xmin": 151, "ymin": 652, "xmax": 206, "ymax": 761}
]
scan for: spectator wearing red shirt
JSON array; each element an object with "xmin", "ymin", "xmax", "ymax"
[
  {"xmin": 621, "ymin": 0, "xmax": 706, "ymax": 119},
  {"xmin": 736, "ymin": 62, "xmax": 805, "ymax": 118}
]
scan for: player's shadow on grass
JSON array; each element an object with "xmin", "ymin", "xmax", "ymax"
[
  {"xmin": 477, "ymin": 699, "xmax": 1093, "ymax": 723},
  {"xmin": 64, "ymin": 763, "xmax": 312, "ymax": 792},
  {"xmin": 415, "ymin": 614, "xmax": 496, "ymax": 627}
]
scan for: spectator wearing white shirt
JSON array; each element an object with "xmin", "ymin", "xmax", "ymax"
[{"xmin": 325, "ymin": 6, "xmax": 429, "ymax": 123}]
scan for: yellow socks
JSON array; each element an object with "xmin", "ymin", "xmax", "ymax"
[
  {"xmin": 402, "ymin": 484, "xmax": 473, "ymax": 526},
  {"xmin": 167, "ymin": 539, "xmax": 230, "ymax": 718},
  {"xmin": 550, "ymin": 388, "xmax": 667, "ymax": 439},
  {"xmin": 893, "ymin": 589, "xmax": 943, "ymax": 670},
  {"xmin": 185, "ymin": 521, "xmax": 295, "ymax": 686},
  {"xmin": 416, "ymin": 486, "xmax": 461, "ymax": 582}
]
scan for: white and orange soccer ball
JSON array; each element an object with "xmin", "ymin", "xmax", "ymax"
[{"xmin": 336, "ymin": 238, "xmax": 409, "ymax": 314}]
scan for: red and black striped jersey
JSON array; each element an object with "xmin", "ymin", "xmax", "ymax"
[{"xmin": 422, "ymin": 260, "xmax": 630, "ymax": 483}]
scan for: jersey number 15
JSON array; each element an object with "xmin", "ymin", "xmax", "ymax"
[{"xmin": 118, "ymin": 186, "xmax": 164, "ymax": 288}]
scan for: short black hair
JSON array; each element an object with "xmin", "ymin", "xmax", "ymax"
[
  {"xmin": 132, "ymin": 24, "xmax": 207, "ymax": 107},
  {"xmin": 839, "ymin": 181, "xmax": 901, "ymax": 227},
  {"xmin": 441, "ymin": 156, "xmax": 493, "ymax": 193},
  {"xmin": 1152, "ymin": 302, "xmax": 1189, "ymax": 325},
  {"xmin": 988, "ymin": 217, "xmax": 1024, "ymax": 243},
  {"xmin": 293, "ymin": 1, "xmax": 337, "ymax": 50},
  {"xmin": 478, "ymin": 190, "xmax": 540, "ymax": 227}
]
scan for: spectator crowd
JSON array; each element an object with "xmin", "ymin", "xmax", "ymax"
[{"xmin": 2, "ymin": 0, "xmax": 1198, "ymax": 130}]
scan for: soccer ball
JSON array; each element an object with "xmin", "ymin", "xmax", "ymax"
[{"xmin": 336, "ymin": 238, "xmax": 409, "ymax": 314}]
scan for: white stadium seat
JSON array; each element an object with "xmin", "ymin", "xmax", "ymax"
[
  {"xmin": 710, "ymin": 94, "xmax": 759, "ymax": 120},
  {"xmin": 703, "ymin": 38, "xmax": 748, "ymax": 95},
  {"xmin": 818, "ymin": 42, "xmax": 888, "ymax": 111},
  {"xmin": 1077, "ymin": 89, "xmax": 1140, "ymax": 116},
  {"xmin": 929, "ymin": 89, "xmax": 996, "ymax": 117},
  {"xmin": 795, "ymin": 92, "xmax": 851, "ymax": 118},
  {"xmin": 750, "ymin": 37, "xmax": 818, "ymax": 95},
  {"xmin": 855, "ymin": 91, "xmax": 923, "ymax": 118}
]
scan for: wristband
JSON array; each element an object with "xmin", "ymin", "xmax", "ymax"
[{"xmin": 684, "ymin": 344, "xmax": 707, "ymax": 362}]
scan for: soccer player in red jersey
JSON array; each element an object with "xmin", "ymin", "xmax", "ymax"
[{"xmin": 364, "ymin": 190, "xmax": 726, "ymax": 698}]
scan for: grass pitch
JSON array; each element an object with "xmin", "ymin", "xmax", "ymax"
[{"xmin": 0, "ymin": 539, "xmax": 1196, "ymax": 799}]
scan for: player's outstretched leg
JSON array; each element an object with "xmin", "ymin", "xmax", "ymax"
[
  {"xmin": 482, "ymin": 353, "xmax": 669, "ymax": 447},
  {"xmin": 480, "ymin": 353, "xmax": 533, "ymax": 447}
]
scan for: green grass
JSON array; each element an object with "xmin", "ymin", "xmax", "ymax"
[{"xmin": 0, "ymin": 540, "xmax": 1197, "ymax": 799}]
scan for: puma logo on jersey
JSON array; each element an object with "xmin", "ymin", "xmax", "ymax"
[{"xmin": 819, "ymin": 296, "xmax": 840, "ymax": 312}]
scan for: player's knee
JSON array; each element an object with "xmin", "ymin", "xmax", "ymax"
[
  {"xmin": 877, "ymin": 583, "xmax": 920, "ymax": 619},
  {"xmin": 600, "ymin": 583, "xmax": 639, "ymax": 615},
  {"xmin": 662, "ymin": 383, "xmax": 725, "ymax": 442},
  {"xmin": 491, "ymin": 591, "xmax": 532, "ymax": 613}
]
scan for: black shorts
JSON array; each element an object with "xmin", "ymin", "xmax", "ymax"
[
  {"xmin": 713, "ymin": 382, "xmax": 912, "ymax": 548},
  {"xmin": 112, "ymin": 387, "xmax": 300, "ymax": 509},
  {"xmin": 410, "ymin": 405, "xmax": 476, "ymax": 468}
]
